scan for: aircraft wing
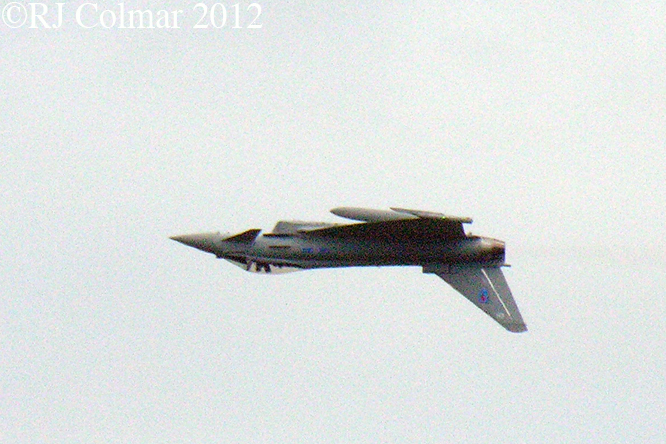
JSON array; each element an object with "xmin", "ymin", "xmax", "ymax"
[
  {"xmin": 302, "ymin": 207, "xmax": 471, "ymax": 241},
  {"xmin": 428, "ymin": 265, "xmax": 527, "ymax": 332}
]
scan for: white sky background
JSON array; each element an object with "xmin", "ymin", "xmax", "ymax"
[{"xmin": 2, "ymin": 1, "xmax": 666, "ymax": 442}]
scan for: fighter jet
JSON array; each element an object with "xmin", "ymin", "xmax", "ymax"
[{"xmin": 171, "ymin": 207, "xmax": 527, "ymax": 332}]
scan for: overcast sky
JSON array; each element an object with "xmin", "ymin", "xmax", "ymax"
[{"xmin": 2, "ymin": 1, "xmax": 665, "ymax": 443}]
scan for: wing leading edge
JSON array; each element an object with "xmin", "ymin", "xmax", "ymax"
[
  {"xmin": 425, "ymin": 265, "xmax": 527, "ymax": 332},
  {"xmin": 302, "ymin": 207, "xmax": 472, "ymax": 241}
]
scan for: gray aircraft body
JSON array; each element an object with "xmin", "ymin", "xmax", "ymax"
[{"xmin": 171, "ymin": 207, "xmax": 527, "ymax": 332}]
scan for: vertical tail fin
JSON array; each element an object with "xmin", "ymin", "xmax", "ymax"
[{"xmin": 428, "ymin": 265, "xmax": 527, "ymax": 332}]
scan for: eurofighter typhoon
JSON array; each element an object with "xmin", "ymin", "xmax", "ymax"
[{"xmin": 171, "ymin": 207, "xmax": 527, "ymax": 332}]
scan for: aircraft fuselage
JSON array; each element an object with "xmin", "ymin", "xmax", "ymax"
[
  {"xmin": 170, "ymin": 207, "xmax": 527, "ymax": 332},
  {"xmin": 171, "ymin": 231, "xmax": 505, "ymax": 272}
]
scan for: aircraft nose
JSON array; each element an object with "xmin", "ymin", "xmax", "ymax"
[{"xmin": 169, "ymin": 232, "xmax": 219, "ymax": 253}]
